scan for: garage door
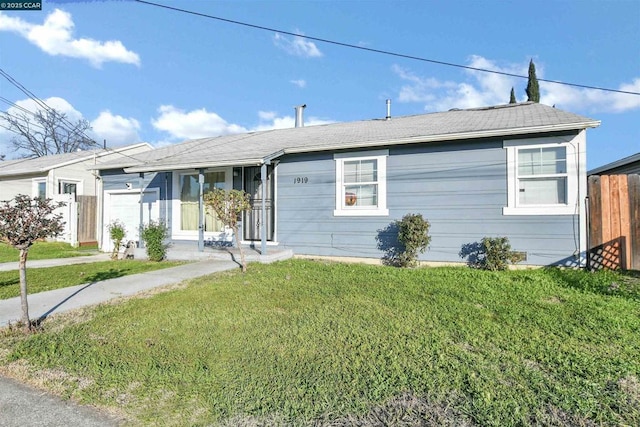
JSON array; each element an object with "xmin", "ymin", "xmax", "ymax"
[{"xmin": 104, "ymin": 189, "xmax": 160, "ymax": 252}]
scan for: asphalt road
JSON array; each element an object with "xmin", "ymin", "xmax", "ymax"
[{"xmin": 0, "ymin": 376, "xmax": 120, "ymax": 427}]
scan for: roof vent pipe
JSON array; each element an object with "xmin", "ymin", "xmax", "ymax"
[
  {"xmin": 386, "ymin": 99, "xmax": 391, "ymax": 120},
  {"xmin": 294, "ymin": 104, "xmax": 306, "ymax": 128}
]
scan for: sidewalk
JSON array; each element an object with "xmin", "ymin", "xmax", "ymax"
[
  {"xmin": 0, "ymin": 259, "xmax": 239, "ymax": 327},
  {"xmin": 0, "ymin": 253, "xmax": 111, "ymax": 272},
  {"xmin": 0, "ymin": 255, "xmax": 266, "ymax": 426}
]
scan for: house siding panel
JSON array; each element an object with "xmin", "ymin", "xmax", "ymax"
[{"xmin": 277, "ymin": 140, "xmax": 580, "ymax": 266}]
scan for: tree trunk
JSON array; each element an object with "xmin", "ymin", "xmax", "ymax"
[
  {"xmin": 18, "ymin": 248, "xmax": 30, "ymax": 330},
  {"xmin": 233, "ymin": 226, "xmax": 246, "ymax": 273}
]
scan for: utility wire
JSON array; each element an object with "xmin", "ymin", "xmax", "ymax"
[{"xmin": 134, "ymin": 0, "xmax": 639, "ymax": 96}]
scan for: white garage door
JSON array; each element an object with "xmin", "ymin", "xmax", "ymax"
[{"xmin": 104, "ymin": 189, "xmax": 160, "ymax": 252}]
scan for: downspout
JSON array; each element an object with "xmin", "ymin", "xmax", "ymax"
[
  {"xmin": 139, "ymin": 172, "xmax": 144, "ymax": 248},
  {"xmin": 198, "ymin": 169, "xmax": 205, "ymax": 252},
  {"xmin": 260, "ymin": 162, "xmax": 268, "ymax": 255}
]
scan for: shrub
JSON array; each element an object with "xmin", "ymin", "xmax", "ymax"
[
  {"xmin": 107, "ymin": 220, "xmax": 126, "ymax": 260},
  {"xmin": 478, "ymin": 236, "xmax": 525, "ymax": 271},
  {"xmin": 396, "ymin": 213, "xmax": 431, "ymax": 268},
  {"xmin": 141, "ymin": 220, "xmax": 170, "ymax": 262}
]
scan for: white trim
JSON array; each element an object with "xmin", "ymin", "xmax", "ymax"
[
  {"xmin": 56, "ymin": 177, "xmax": 83, "ymax": 195},
  {"xmin": 32, "ymin": 178, "xmax": 47, "ymax": 198},
  {"xmin": 334, "ymin": 150, "xmax": 389, "ymax": 217},
  {"xmin": 170, "ymin": 168, "xmax": 233, "ymax": 241},
  {"xmin": 503, "ymin": 136, "xmax": 579, "ymax": 216}
]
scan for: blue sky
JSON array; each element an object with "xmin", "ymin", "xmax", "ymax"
[{"xmin": 0, "ymin": 0, "xmax": 638, "ymax": 170}]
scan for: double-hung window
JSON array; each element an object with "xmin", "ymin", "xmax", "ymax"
[
  {"xmin": 504, "ymin": 137, "xmax": 579, "ymax": 215},
  {"xmin": 334, "ymin": 150, "xmax": 388, "ymax": 216}
]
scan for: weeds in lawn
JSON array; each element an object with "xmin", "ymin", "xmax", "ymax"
[{"xmin": 1, "ymin": 261, "xmax": 638, "ymax": 426}]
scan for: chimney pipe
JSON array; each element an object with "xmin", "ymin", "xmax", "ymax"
[
  {"xmin": 386, "ymin": 99, "xmax": 391, "ymax": 120},
  {"xmin": 294, "ymin": 104, "xmax": 306, "ymax": 128}
]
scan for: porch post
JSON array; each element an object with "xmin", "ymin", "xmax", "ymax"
[
  {"xmin": 260, "ymin": 162, "xmax": 268, "ymax": 255},
  {"xmin": 138, "ymin": 172, "xmax": 144, "ymax": 249},
  {"xmin": 198, "ymin": 169, "xmax": 204, "ymax": 252}
]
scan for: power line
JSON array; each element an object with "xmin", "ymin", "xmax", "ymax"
[{"xmin": 133, "ymin": 0, "xmax": 639, "ymax": 97}]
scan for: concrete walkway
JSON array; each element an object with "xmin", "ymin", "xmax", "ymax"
[
  {"xmin": 0, "ymin": 259, "xmax": 239, "ymax": 327},
  {"xmin": 0, "ymin": 255, "xmax": 246, "ymax": 426}
]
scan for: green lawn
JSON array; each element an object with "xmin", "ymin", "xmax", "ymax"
[
  {"xmin": 0, "ymin": 260, "xmax": 184, "ymax": 300},
  {"xmin": 2, "ymin": 260, "xmax": 638, "ymax": 426},
  {"xmin": 0, "ymin": 242, "xmax": 96, "ymax": 263}
]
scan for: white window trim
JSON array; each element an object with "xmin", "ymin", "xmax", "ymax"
[
  {"xmin": 32, "ymin": 178, "xmax": 47, "ymax": 199},
  {"xmin": 334, "ymin": 150, "xmax": 389, "ymax": 217},
  {"xmin": 56, "ymin": 177, "xmax": 83, "ymax": 195},
  {"xmin": 503, "ymin": 137, "xmax": 579, "ymax": 216}
]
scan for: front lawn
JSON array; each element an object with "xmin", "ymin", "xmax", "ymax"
[
  {"xmin": 0, "ymin": 260, "xmax": 184, "ymax": 300},
  {"xmin": 1, "ymin": 260, "xmax": 638, "ymax": 426},
  {"xmin": 0, "ymin": 242, "xmax": 95, "ymax": 263}
]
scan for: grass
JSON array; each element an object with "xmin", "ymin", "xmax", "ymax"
[
  {"xmin": 0, "ymin": 242, "xmax": 96, "ymax": 263},
  {"xmin": 0, "ymin": 260, "xmax": 184, "ymax": 300},
  {"xmin": 1, "ymin": 260, "xmax": 638, "ymax": 426}
]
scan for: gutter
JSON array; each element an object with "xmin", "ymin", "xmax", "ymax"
[{"xmin": 124, "ymin": 159, "xmax": 264, "ymax": 173}]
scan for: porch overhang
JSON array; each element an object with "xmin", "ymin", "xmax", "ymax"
[{"xmin": 123, "ymin": 159, "xmax": 266, "ymax": 174}]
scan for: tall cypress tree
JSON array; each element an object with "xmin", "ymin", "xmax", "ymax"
[
  {"xmin": 526, "ymin": 59, "xmax": 540, "ymax": 103},
  {"xmin": 509, "ymin": 87, "xmax": 517, "ymax": 104}
]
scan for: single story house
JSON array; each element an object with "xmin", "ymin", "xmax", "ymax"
[
  {"xmin": 588, "ymin": 152, "xmax": 640, "ymax": 176},
  {"xmin": 94, "ymin": 102, "xmax": 600, "ymax": 267},
  {"xmin": 0, "ymin": 143, "xmax": 152, "ymax": 245}
]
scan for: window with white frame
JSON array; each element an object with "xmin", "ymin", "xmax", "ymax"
[
  {"xmin": 33, "ymin": 179, "xmax": 46, "ymax": 199},
  {"xmin": 504, "ymin": 138, "xmax": 578, "ymax": 215},
  {"xmin": 334, "ymin": 150, "xmax": 388, "ymax": 216}
]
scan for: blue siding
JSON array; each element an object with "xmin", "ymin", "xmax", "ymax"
[{"xmin": 276, "ymin": 141, "xmax": 581, "ymax": 266}]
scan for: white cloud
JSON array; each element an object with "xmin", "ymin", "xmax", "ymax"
[
  {"xmin": 290, "ymin": 79, "xmax": 307, "ymax": 88},
  {"xmin": 91, "ymin": 111, "xmax": 141, "ymax": 146},
  {"xmin": 151, "ymin": 105, "xmax": 248, "ymax": 140},
  {"xmin": 0, "ymin": 9, "xmax": 140, "ymax": 67},
  {"xmin": 273, "ymin": 32, "xmax": 323, "ymax": 58},
  {"xmin": 393, "ymin": 56, "xmax": 640, "ymax": 114},
  {"xmin": 4, "ymin": 96, "xmax": 84, "ymax": 122}
]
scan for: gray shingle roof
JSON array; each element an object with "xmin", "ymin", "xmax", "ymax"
[
  {"xmin": 0, "ymin": 144, "xmax": 151, "ymax": 177},
  {"xmin": 96, "ymin": 103, "xmax": 599, "ymax": 173}
]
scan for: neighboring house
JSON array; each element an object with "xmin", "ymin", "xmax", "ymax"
[
  {"xmin": 0, "ymin": 143, "xmax": 152, "ymax": 246},
  {"xmin": 588, "ymin": 152, "xmax": 640, "ymax": 176},
  {"xmin": 94, "ymin": 103, "xmax": 600, "ymax": 267},
  {"xmin": 587, "ymin": 152, "xmax": 640, "ymax": 270}
]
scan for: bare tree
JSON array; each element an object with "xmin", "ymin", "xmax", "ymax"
[
  {"xmin": 4, "ymin": 108, "xmax": 93, "ymax": 157},
  {"xmin": 204, "ymin": 189, "xmax": 252, "ymax": 272},
  {"xmin": 0, "ymin": 195, "xmax": 65, "ymax": 330}
]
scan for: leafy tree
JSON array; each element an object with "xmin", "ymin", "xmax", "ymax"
[
  {"xmin": 141, "ymin": 220, "xmax": 170, "ymax": 262},
  {"xmin": 4, "ymin": 108, "xmax": 93, "ymax": 157},
  {"xmin": 509, "ymin": 87, "xmax": 517, "ymax": 104},
  {"xmin": 204, "ymin": 189, "xmax": 252, "ymax": 272},
  {"xmin": 107, "ymin": 220, "xmax": 126, "ymax": 260},
  {"xmin": 526, "ymin": 59, "xmax": 540, "ymax": 103},
  {"xmin": 0, "ymin": 195, "xmax": 65, "ymax": 329}
]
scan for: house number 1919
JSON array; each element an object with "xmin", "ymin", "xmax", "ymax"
[{"xmin": 294, "ymin": 177, "xmax": 308, "ymax": 184}]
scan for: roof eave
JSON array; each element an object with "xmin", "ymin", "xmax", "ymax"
[{"xmin": 124, "ymin": 159, "xmax": 264, "ymax": 173}]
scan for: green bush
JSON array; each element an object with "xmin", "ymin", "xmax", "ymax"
[
  {"xmin": 396, "ymin": 213, "xmax": 431, "ymax": 267},
  {"xmin": 106, "ymin": 220, "xmax": 126, "ymax": 260},
  {"xmin": 479, "ymin": 236, "xmax": 525, "ymax": 271},
  {"xmin": 140, "ymin": 221, "xmax": 169, "ymax": 262}
]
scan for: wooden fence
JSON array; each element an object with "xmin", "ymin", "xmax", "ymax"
[
  {"xmin": 77, "ymin": 195, "xmax": 98, "ymax": 247},
  {"xmin": 588, "ymin": 174, "xmax": 640, "ymax": 270}
]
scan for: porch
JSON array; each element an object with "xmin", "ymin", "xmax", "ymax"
[{"xmin": 133, "ymin": 241, "xmax": 293, "ymax": 265}]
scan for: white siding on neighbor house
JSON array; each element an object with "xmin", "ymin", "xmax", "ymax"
[{"xmin": 0, "ymin": 174, "xmax": 46, "ymax": 200}]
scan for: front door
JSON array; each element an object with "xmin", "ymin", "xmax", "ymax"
[{"xmin": 243, "ymin": 166, "xmax": 274, "ymax": 241}]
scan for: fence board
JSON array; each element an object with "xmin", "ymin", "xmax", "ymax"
[
  {"xmin": 77, "ymin": 195, "xmax": 97, "ymax": 246},
  {"xmin": 588, "ymin": 174, "xmax": 639, "ymax": 270},
  {"xmin": 630, "ymin": 174, "xmax": 640, "ymax": 270}
]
